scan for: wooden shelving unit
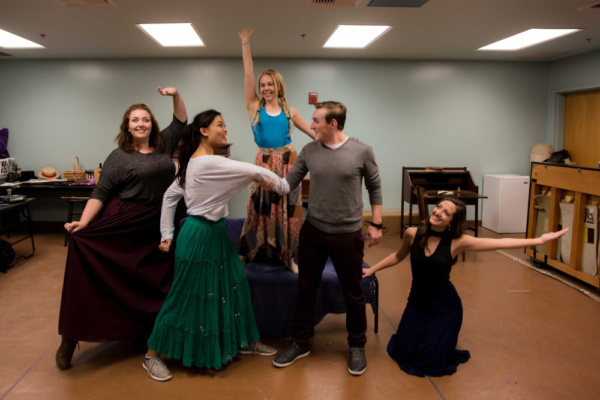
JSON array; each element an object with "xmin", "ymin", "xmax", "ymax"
[{"xmin": 526, "ymin": 162, "xmax": 600, "ymax": 288}]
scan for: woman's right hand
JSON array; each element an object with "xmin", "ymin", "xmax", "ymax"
[
  {"xmin": 238, "ymin": 27, "xmax": 253, "ymax": 44},
  {"xmin": 64, "ymin": 220, "xmax": 87, "ymax": 233},
  {"xmin": 159, "ymin": 239, "xmax": 172, "ymax": 253},
  {"xmin": 362, "ymin": 267, "xmax": 375, "ymax": 279}
]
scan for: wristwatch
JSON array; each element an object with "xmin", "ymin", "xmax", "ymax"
[{"xmin": 369, "ymin": 221, "xmax": 383, "ymax": 229}]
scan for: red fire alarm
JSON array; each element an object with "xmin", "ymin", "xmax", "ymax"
[{"xmin": 308, "ymin": 92, "xmax": 318, "ymax": 104}]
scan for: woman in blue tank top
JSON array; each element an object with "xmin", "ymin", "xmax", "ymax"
[{"xmin": 237, "ymin": 27, "xmax": 315, "ymax": 274}]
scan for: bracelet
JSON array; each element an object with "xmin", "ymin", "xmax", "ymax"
[
  {"xmin": 241, "ymin": 41, "xmax": 249, "ymax": 45},
  {"xmin": 369, "ymin": 221, "xmax": 383, "ymax": 229}
]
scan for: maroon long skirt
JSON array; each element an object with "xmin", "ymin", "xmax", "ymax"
[{"xmin": 58, "ymin": 198, "xmax": 173, "ymax": 342}]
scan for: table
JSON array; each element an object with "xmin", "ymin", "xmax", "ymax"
[
  {"xmin": 401, "ymin": 167, "xmax": 479, "ymax": 236},
  {"xmin": 0, "ymin": 198, "xmax": 35, "ymax": 267},
  {"xmin": 1, "ymin": 182, "xmax": 95, "ymax": 198},
  {"xmin": 423, "ymin": 190, "xmax": 488, "ymax": 236}
]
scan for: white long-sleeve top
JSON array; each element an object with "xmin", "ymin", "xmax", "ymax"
[{"xmin": 160, "ymin": 155, "xmax": 289, "ymax": 241}]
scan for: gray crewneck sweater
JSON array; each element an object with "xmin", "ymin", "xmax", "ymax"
[{"xmin": 286, "ymin": 137, "xmax": 382, "ymax": 234}]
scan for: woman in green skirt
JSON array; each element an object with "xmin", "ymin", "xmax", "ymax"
[{"xmin": 143, "ymin": 109, "xmax": 290, "ymax": 381}]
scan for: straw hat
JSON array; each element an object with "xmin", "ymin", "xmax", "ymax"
[{"xmin": 38, "ymin": 167, "xmax": 60, "ymax": 180}]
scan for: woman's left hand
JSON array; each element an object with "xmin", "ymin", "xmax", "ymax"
[
  {"xmin": 258, "ymin": 178, "xmax": 275, "ymax": 191},
  {"xmin": 159, "ymin": 239, "xmax": 172, "ymax": 253},
  {"xmin": 540, "ymin": 228, "xmax": 569, "ymax": 243},
  {"xmin": 158, "ymin": 87, "xmax": 179, "ymax": 97}
]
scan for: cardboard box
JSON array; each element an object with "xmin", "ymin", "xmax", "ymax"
[{"xmin": 362, "ymin": 210, "xmax": 420, "ymax": 235}]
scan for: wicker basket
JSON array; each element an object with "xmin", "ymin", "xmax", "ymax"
[{"xmin": 63, "ymin": 156, "xmax": 86, "ymax": 182}]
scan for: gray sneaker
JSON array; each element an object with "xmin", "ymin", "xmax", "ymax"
[
  {"xmin": 238, "ymin": 341, "xmax": 277, "ymax": 356},
  {"xmin": 143, "ymin": 356, "xmax": 172, "ymax": 381},
  {"xmin": 272, "ymin": 341, "xmax": 310, "ymax": 368},
  {"xmin": 348, "ymin": 347, "xmax": 367, "ymax": 376}
]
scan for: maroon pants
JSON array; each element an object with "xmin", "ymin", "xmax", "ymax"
[{"xmin": 292, "ymin": 222, "xmax": 367, "ymax": 348}]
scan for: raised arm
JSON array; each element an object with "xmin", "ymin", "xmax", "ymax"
[
  {"xmin": 239, "ymin": 27, "xmax": 260, "ymax": 119},
  {"xmin": 158, "ymin": 87, "xmax": 187, "ymax": 123},
  {"xmin": 363, "ymin": 227, "xmax": 415, "ymax": 278},
  {"xmin": 453, "ymin": 228, "xmax": 569, "ymax": 256},
  {"xmin": 289, "ymin": 106, "xmax": 316, "ymax": 140}
]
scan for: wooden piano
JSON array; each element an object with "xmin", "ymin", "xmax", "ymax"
[{"xmin": 401, "ymin": 167, "xmax": 484, "ymax": 236}]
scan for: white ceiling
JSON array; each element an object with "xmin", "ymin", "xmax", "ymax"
[{"xmin": 1, "ymin": 0, "xmax": 599, "ymax": 61}]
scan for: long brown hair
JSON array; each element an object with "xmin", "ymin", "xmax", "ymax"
[
  {"xmin": 115, "ymin": 104, "xmax": 163, "ymax": 153},
  {"xmin": 253, "ymin": 69, "xmax": 294, "ymax": 134},
  {"xmin": 416, "ymin": 197, "xmax": 467, "ymax": 250}
]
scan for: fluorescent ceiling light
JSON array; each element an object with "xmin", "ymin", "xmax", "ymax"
[
  {"xmin": 137, "ymin": 23, "xmax": 204, "ymax": 47},
  {"xmin": 324, "ymin": 25, "xmax": 391, "ymax": 48},
  {"xmin": 479, "ymin": 29, "xmax": 581, "ymax": 51},
  {"xmin": 0, "ymin": 29, "xmax": 44, "ymax": 48}
]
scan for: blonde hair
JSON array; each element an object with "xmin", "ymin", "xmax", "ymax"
[{"xmin": 254, "ymin": 69, "xmax": 294, "ymax": 135}]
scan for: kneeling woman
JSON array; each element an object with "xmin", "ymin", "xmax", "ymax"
[
  {"xmin": 363, "ymin": 198, "xmax": 567, "ymax": 377},
  {"xmin": 143, "ymin": 110, "xmax": 290, "ymax": 381}
]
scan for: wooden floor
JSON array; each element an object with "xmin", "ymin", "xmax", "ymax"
[{"xmin": 1, "ymin": 228, "xmax": 599, "ymax": 400}]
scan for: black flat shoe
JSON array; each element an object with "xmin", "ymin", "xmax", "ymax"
[{"xmin": 55, "ymin": 337, "xmax": 78, "ymax": 370}]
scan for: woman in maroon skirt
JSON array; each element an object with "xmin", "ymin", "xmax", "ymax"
[{"xmin": 56, "ymin": 87, "xmax": 187, "ymax": 370}]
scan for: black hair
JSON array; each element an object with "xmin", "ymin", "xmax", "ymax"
[{"xmin": 175, "ymin": 109, "xmax": 221, "ymax": 189}]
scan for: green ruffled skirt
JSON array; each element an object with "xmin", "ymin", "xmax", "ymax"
[{"xmin": 147, "ymin": 216, "xmax": 259, "ymax": 369}]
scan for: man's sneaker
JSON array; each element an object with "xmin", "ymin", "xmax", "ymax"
[
  {"xmin": 348, "ymin": 347, "xmax": 367, "ymax": 376},
  {"xmin": 272, "ymin": 341, "xmax": 310, "ymax": 368},
  {"xmin": 238, "ymin": 341, "xmax": 277, "ymax": 356},
  {"xmin": 143, "ymin": 356, "xmax": 172, "ymax": 381}
]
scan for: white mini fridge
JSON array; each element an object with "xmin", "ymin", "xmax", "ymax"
[{"xmin": 482, "ymin": 174, "xmax": 530, "ymax": 233}]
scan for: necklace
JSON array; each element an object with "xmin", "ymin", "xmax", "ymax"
[{"xmin": 428, "ymin": 228, "xmax": 446, "ymax": 237}]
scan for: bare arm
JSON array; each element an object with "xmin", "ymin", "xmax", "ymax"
[
  {"xmin": 363, "ymin": 227, "xmax": 415, "ymax": 278},
  {"xmin": 239, "ymin": 27, "xmax": 260, "ymax": 119},
  {"xmin": 453, "ymin": 228, "xmax": 569, "ymax": 256},
  {"xmin": 289, "ymin": 106, "xmax": 315, "ymax": 140},
  {"xmin": 64, "ymin": 199, "xmax": 103, "ymax": 233},
  {"xmin": 158, "ymin": 87, "xmax": 187, "ymax": 123}
]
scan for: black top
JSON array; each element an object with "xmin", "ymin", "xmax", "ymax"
[
  {"xmin": 90, "ymin": 115, "xmax": 186, "ymax": 205},
  {"xmin": 410, "ymin": 230, "xmax": 454, "ymax": 287}
]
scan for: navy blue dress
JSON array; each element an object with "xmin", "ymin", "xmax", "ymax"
[{"xmin": 387, "ymin": 231, "xmax": 470, "ymax": 377}]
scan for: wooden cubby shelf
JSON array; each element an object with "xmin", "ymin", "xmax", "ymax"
[{"xmin": 526, "ymin": 162, "xmax": 600, "ymax": 288}]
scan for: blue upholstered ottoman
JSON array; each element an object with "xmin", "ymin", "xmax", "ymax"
[{"xmin": 226, "ymin": 218, "xmax": 379, "ymax": 338}]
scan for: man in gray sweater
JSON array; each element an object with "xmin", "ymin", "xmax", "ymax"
[{"xmin": 273, "ymin": 101, "xmax": 383, "ymax": 376}]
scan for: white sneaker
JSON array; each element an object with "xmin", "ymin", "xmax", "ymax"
[
  {"xmin": 143, "ymin": 356, "xmax": 172, "ymax": 381},
  {"xmin": 238, "ymin": 341, "xmax": 277, "ymax": 356}
]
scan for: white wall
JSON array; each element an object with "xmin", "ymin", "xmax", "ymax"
[{"xmin": 0, "ymin": 57, "xmax": 549, "ymax": 220}]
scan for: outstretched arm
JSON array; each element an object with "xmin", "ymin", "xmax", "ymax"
[
  {"xmin": 455, "ymin": 228, "xmax": 569, "ymax": 255},
  {"xmin": 363, "ymin": 227, "xmax": 415, "ymax": 278},
  {"xmin": 239, "ymin": 27, "xmax": 260, "ymax": 119},
  {"xmin": 289, "ymin": 106, "xmax": 316, "ymax": 140},
  {"xmin": 158, "ymin": 87, "xmax": 187, "ymax": 123},
  {"xmin": 64, "ymin": 199, "xmax": 103, "ymax": 233}
]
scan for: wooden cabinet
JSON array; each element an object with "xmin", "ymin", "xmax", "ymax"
[{"xmin": 526, "ymin": 162, "xmax": 600, "ymax": 288}]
